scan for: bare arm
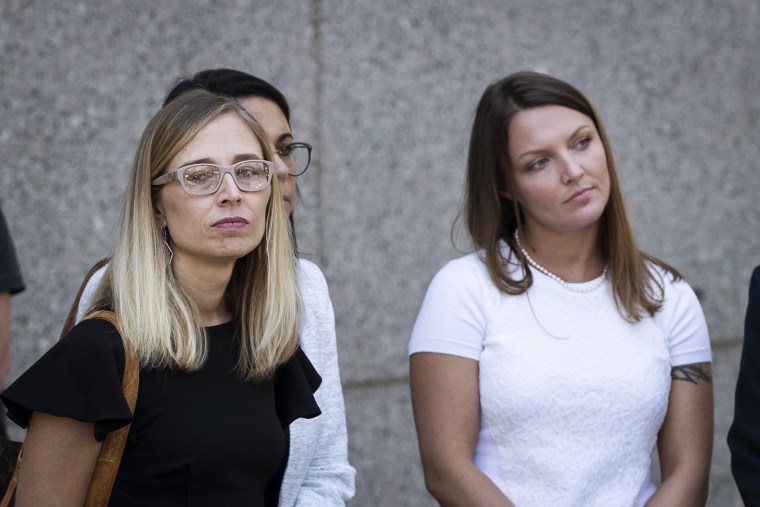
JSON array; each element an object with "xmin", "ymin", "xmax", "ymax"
[
  {"xmin": 0, "ymin": 292, "xmax": 10, "ymax": 388},
  {"xmin": 15, "ymin": 412, "xmax": 102, "ymax": 507},
  {"xmin": 410, "ymin": 352, "xmax": 514, "ymax": 507},
  {"xmin": 646, "ymin": 362, "xmax": 713, "ymax": 507}
]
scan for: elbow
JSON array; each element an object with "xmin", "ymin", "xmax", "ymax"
[
  {"xmin": 691, "ymin": 461, "xmax": 712, "ymax": 506},
  {"xmin": 656, "ymin": 464, "xmax": 711, "ymax": 507},
  {"xmin": 694, "ymin": 483, "xmax": 709, "ymax": 507},
  {"xmin": 420, "ymin": 460, "xmax": 458, "ymax": 503},
  {"xmin": 687, "ymin": 463, "xmax": 711, "ymax": 506},
  {"xmin": 421, "ymin": 465, "xmax": 445, "ymax": 498}
]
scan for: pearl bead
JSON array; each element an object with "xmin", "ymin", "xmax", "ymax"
[{"xmin": 514, "ymin": 230, "xmax": 607, "ymax": 293}]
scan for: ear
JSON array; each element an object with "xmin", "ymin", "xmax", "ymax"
[
  {"xmin": 154, "ymin": 202, "xmax": 167, "ymax": 229},
  {"xmin": 500, "ymin": 165, "xmax": 516, "ymax": 202}
]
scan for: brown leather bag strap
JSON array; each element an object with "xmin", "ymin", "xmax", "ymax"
[
  {"xmin": 80, "ymin": 310, "xmax": 139, "ymax": 507},
  {"xmin": 0, "ymin": 282, "xmax": 118, "ymax": 507},
  {"xmin": 0, "ymin": 442, "xmax": 22, "ymax": 507},
  {"xmin": 59, "ymin": 258, "xmax": 111, "ymax": 340}
]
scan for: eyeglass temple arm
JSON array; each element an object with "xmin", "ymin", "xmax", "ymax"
[{"xmin": 151, "ymin": 172, "xmax": 179, "ymax": 186}]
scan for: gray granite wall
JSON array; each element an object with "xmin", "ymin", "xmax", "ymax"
[{"xmin": 2, "ymin": 1, "xmax": 758, "ymax": 505}]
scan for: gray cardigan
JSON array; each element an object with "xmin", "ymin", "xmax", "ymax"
[
  {"xmin": 280, "ymin": 259, "xmax": 355, "ymax": 505},
  {"xmin": 76, "ymin": 258, "xmax": 355, "ymax": 505}
]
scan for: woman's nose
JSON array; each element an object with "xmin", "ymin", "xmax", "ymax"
[
  {"xmin": 274, "ymin": 153, "xmax": 289, "ymax": 182},
  {"xmin": 560, "ymin": 154, "xmax": 584, "ymax": 183},
  {"xmin": 217, "ymin": 173, "xmax": 243, "ymax": 202}
]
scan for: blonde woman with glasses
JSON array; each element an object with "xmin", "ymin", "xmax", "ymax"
[
  {"xmin": 59, "ymin": 69, "xmax": 353, "ymax": 506},
  {"xmin": 3, "ymin": 89, "xmax": 323, "ymax": 506}
]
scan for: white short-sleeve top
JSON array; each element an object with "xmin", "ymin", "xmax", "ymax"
[{"xmin": 409, "ymin": 246, "xmax": 711, "ymax": 507}]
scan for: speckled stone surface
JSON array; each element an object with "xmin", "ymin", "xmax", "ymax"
[
  {"xmin": 344, "ymin": 382, "xmax": 436, "ymax": 506},
  {"xmin": 1, "ymin": 0, "xmax": 757, "ymax": 505}
]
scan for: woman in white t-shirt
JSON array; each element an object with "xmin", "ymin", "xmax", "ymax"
[{"xmin": 409, "ymin": 72, "xmax": 713, "ymax": 507}]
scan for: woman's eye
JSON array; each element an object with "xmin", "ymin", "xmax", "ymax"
[
  {"xmin": 185, "ymin": 168, "xmax": 214, "ymax": 184},
  {"xmin": 574, "ymin": 137, "xmax": 591, "ymax": 150},
  {"xmin": 277, "ymin": 145, "xmax": 294, "ymax": 158},
  {"xmin": 238, "ymin": 167, "xmax": 259, "ymax": 178},
  {"xmin": 528, "ymin": 158, "xmax": 548, "ymax": 171},
  {"xmin": 237, "ymin": 164, "xmax": 267, "ymax": 179}
]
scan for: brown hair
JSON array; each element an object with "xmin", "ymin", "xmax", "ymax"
[{"xmin": 463, "ymin": 71, "xmax": 679, "ymax": 321}]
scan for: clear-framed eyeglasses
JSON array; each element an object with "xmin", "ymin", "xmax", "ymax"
[
  {"xmin": 275, "ymin": 142, "xmax": 312, "ymax": 176},
  {"xmin": 151, "ymin": 159, "xmax": 274, "ymax": 196}
]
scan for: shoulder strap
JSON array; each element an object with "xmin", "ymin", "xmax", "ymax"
[
  {"xmin": 0, "ymin": 439, "xmax": 22, "ymax": 507},
  {"xmin": 59, "ymin": 258, "xmax": 111, "ymax": 340},
  {"xmin": 0, "ymin": 302, "xmax": 132, "ymax": 507},
  {"xmin": 80, "ymin": 310, "xmax": 139, "ymax": 507}
]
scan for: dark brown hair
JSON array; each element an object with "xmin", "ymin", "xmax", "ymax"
[{"xmin": 463, "ymin": 71, "xmax": 679, "ymax": 321}]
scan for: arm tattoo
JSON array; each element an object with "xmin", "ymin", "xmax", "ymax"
[{"xmin": 671, "ymin": 362, "xmax": 712, "ymax": 385}]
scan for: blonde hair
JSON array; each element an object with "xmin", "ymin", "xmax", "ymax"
[
  {"xmin": 91, "ymin": 89, "xmax": 300, "ymax": 382},
  {"xmin": 463, "ymin": 71, "xmax": 680, "ymax": 321}
]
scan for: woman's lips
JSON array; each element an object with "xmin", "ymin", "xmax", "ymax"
[
  {"xmin": 565, "ymin": 187, "xmax": 592, "ymax": 203},
  {"xmin": 212, "ymin": 217, "xmax": 249, "ymax": 229}
]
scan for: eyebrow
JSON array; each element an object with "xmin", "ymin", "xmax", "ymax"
[
  {"xmin": 274, "ymin": 132, "xmax": 294, "ymax": 145},
  {"xmin": 178, "ymin": 153, "xmax": 263, "ymax": 167},
  {"xmin": 515, "ymin": 124, "xmax": 593, "ymax": 161}
]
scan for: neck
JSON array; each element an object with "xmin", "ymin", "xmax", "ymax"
[
  {"xmin": 516, "ymin": 225, "xmax": 605, "ymax": 283},
  {"xmin": 172, "ymin": 255, "xmax": 235, "ymax": 326}
]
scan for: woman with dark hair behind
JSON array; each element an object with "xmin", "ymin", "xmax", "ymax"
[
  {"xmin": 409, "ymin": 72, "xmax": 713, "ymax": 506},
  {"xmin": 47, "ymin": 69, "xmax": 354, "ymax": 505}
]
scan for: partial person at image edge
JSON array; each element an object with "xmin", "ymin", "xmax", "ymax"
[
  {"xmin": 0, "ymin": 204, "xmax": 25, "ymax": 438},
  {"xmin": 728, "ymin": 265, "xmax": 760, "ymax": 507}
]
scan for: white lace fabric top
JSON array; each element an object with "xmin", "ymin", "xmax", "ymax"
[{"xmin": 409, "ymin": 246, "xmax": 711, "ymax": 507}]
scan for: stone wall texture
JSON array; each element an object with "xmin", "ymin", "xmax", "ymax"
[{"xmin": 2, "ymin": 0, "xmax": 758, "ymax": 505}]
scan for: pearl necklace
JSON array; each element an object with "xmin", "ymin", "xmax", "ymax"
[{"xmin": 513, "ymin": 230, "xmax": 607, "ymax": 293}]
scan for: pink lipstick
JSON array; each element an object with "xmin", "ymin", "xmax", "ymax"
[
  {"xmin": 565, "ymin": 187, "xmax": 592, "ymax": 203},
  {"xmin": 212, "ymin": 217, "xmax": 249, "ymax": 230}
]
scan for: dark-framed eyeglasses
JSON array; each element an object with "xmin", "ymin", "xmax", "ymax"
[
  {"xmin": 151, "ymin": 159, "xmax": 273, "ymax": 196},
  {"xmin": 275, "ymin": 142, "xmax": 312, "ymax": 176}
]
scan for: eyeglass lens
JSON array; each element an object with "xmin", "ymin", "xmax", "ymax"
[
  {"xmin": 183, "ymin": 162, "xmax": 270, "ymax": 195},
  {"xmin": 279, "ymin": 144, "xmax": 311, "ymax": 176}
]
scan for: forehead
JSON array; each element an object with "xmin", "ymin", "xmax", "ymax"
[
  {"xmin": 239, "ymin": 96, "xmax": 290, "ymax": 141},
  {"xmin": 508, "ymin": 105, "xmax": 595, "ymax": 148},
  {"xmin": 170, "ymin": 112, "xmax": 262, "ymax": 168}
]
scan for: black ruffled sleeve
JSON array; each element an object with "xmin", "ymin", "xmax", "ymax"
[
  {"xmin": 273, "ymin": 347, "xmax": 322, "ymax": 427},
  {"xmin": 2, "ymin": 318, "xmax": 134, "ymax": 442}
]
